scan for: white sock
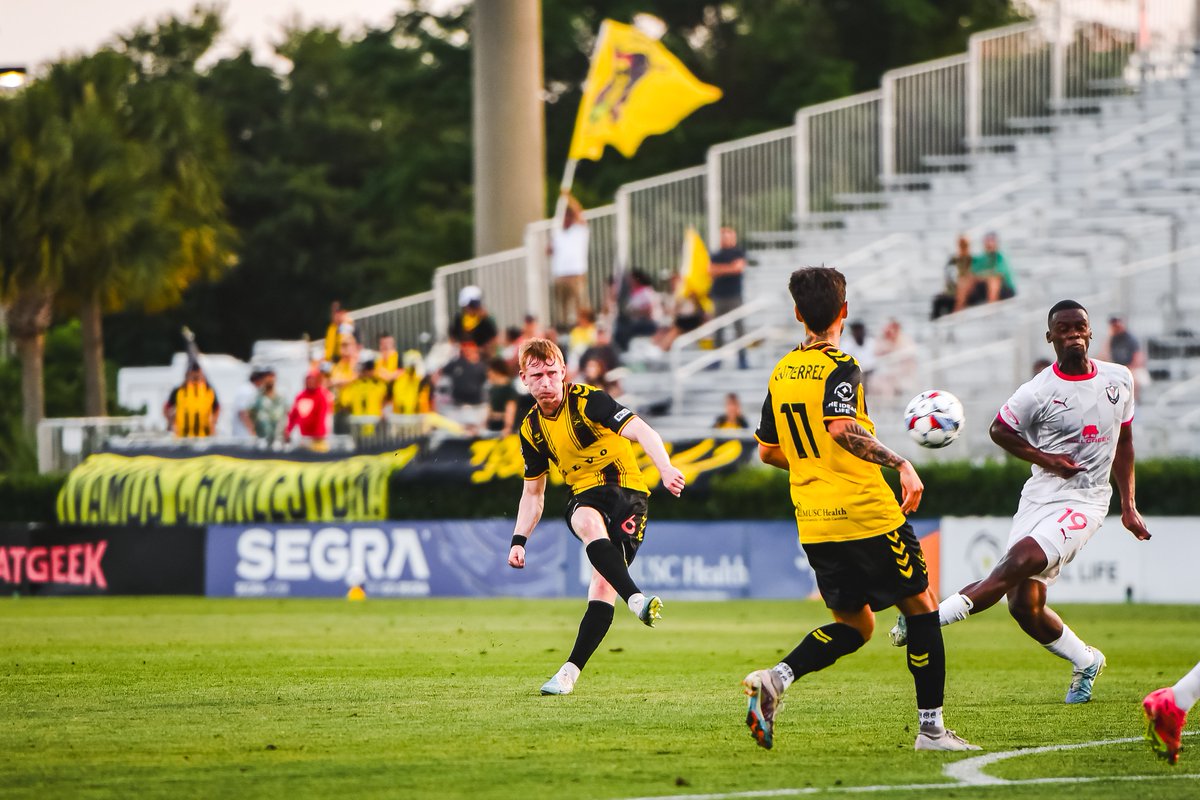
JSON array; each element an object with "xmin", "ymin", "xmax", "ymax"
[
  {"xmin": 559, "ymin": 662, "xmax": 581, "ymax": 684},
  {"xmin": 1044, "ymin": 625, "xmax": 1094, "ymax": 670},
  {"xmin": 938, "ymin": 593, "xmax": 974, "ymax": 626},
  {"xmin": 918, "ymin": 707, "xmax": 944, "ymax": 734},
  {"xmin": 1172, "ymin": 661, "xmax": 1200, "ymax": 712},
  {"xmin": 627, "ymin": 593, "xmax": 645, "ymax": 616},
  {"xmin": 771, "ymin": 662, "xmax": 795, "ymax": 691}
]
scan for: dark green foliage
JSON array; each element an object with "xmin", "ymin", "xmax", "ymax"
[{"xmin": 0, "ymin": 471, "xmax": 64, "ymax": 522}]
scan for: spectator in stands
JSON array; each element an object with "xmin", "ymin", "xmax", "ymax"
[
  {"xmin": 567, "ymin": 306, "xmax": 599, "ymax": 369},
  {"xmin": 578, "ymin": 322, "xmax": 621, "ymax": 376},
  {"xmin": 709, "ymin": 226, "xmax": 750, "ymax": 368},
  {"xmin": 656, "ymin": 272, "xmax": 709, "ymax": 352},
  {"xmin": 324, "ymin": 301, "xmax": 355, "ymax": 363},
  {"xmin": 550, "ymin": 192, "xmax": 589, "ymax": 330},
  {"xmin": 391, "ymin": 350, "xmax": 433, "ymax": 415},
  {"xmin": 713, "ymin": 392, "xmax": 749, "ymax": 430},
  {"xmin": 164, "ymin": 361, "xmax": 220, "ymax": 438},
  {"xmin": 1101, "ymin": 315, "xmax": 1150, "ymax": 396},
  {"xmin": 285, "ymin": 367, "xmax": 333, "ymax": 451},
  {"xmin": 957, "ymin": 232, "xmax": 1016, "ymax": 310},
  {"xmin": 339, "ymin": 358, "xmax": 390, "ymax": 437},
  {"xmin": 251, "ymin": 367, "xmax": 288, "ymax": 443},
  {"xmin": 441, "ymin": 339, "xmax": 489, "ymax": 426},
  {"xmin": 501, "ymin": 325, "xmax": 524, "ymax": 369},
  {"xmin": 484, "ymin": 358, "xmax": 520, "ymax": 437},
  {"xmin": 616, "ymin": 269, "xmax": 664, "ymax": 349},
  {"xmin": 1032, "ymin": 358, "xmax": 1052, "ymax": 377},
  {"xmin": 580, "ymin": 355, "xmax": 620, "ymax": 397},
  {"xmin": 932, "ymin": 235, "xmax": 973, "ymax": 320},
  {"xmin": 329, "ymin": 335, "xmax": 360, "ymax": 394},
  {"xmin": 839, "ymin": 320, "xmax": 877, "ymax": 390},
  {"xmin": 233, "ymin": 367, "xmax": 269, "ymax": 438},
  {"xmin": 449, "ymin": 285, "xmax": 499, "ymax": 354},
  {"xmin": 872, "ymin": 318, "xmax": 918, "ymax": 401},
  {"xmin": 375, "ymin": 332, "xmax": 400, "ymax": 381}
]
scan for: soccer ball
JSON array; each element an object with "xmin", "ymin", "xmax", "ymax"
[{"xmin": 904, "ymin": 390, "xmax": 964, "ymax": 449}]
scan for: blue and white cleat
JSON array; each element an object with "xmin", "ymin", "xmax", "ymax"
[
  {"xmin": 1064, "ymin": 647, "xmax": 1105, "ymax": 704},
  {"xmin": 742, "ymin": 669, "xmax": 783, "ymax": 750},
  {"xmin": 540, "ymin": 667, "xmax": 576, "ymax": 696},
  {"xmin": 639, "ymin": 595, "xmax": 663, "ymax": 627}
]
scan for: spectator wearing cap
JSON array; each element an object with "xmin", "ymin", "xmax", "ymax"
[
  {"xmin": 250, "ymin": 367, "xmax": 288, "ymax": 443},
  {"xmin": 164, "ymin": 361, "xmax": 220, "ymax": 438},
  {"xmin": 449, "ymin": 285, "xmax": 499, "ymax": 354},
  {"xmin": 234, "ymin": 366, "xmax": 271, "ymax": 438},
  {"xmin": 286, "ymin": 368, "xmax": 334, "ymax": 450},
  {"xmin": 324, "ymin": 301, "xmax": 356, "ymax": 363},
  {"xmin": 390, "ymin": 350, "xmax": 433, "ymax": 415}
]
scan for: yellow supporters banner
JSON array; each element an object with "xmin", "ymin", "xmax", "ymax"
[
  {"xmin": 679, "ymin": 227, "xmax": 713, "ymax": 315},
  {"xmin": 56, "ymin": 451, "xmax": 416, "ymax": 526},
  {"xmin": 568, "ymin": 20, "xmax": 722, "ymax": 161}
]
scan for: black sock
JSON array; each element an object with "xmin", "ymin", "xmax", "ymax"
[
  {"xmin": 567, "ymin": 601, "xmax": 614, "ymax": 671},
  {"xmin": 781, "ymin": 622, "xmax": 865, "ymax": 678},
  {"xmin": 584, "ymin": 539, "xmax": 641, "ymax": 602},
  {"xmin": 905, "ymin": 611, "xmax": 945, "ymax": 710}
]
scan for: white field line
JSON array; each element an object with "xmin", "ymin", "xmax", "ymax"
[{"xmin": 613, "ymin": 732, "xmax": 1200, "ymax": 800}]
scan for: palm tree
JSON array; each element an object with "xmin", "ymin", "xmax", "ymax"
[{"xmin": 0, "ymin": 79, "xmax": 74, "ymax": 433}]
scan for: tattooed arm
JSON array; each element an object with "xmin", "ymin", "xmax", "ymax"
[{"xmin": 827, "ymin": 418, "xmax": 923, "ymax": 514}]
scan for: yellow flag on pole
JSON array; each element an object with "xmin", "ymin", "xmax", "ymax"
[
  {"xmin": 568, "ymin": 20, "xmax": 722, "ymax": 161},
  {"xmin": 679, "ymin": 227, "xmax": 713, "ymax": 315}
]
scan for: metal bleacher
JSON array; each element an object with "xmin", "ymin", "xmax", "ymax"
[{"xmin": 37, "ymin": 1, "xmax": 1200, "ymax": 472}]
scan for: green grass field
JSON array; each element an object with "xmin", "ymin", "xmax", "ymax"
[{"xmin": 2, "ymin": 597, "xmax": 1198, "ymax": 799}]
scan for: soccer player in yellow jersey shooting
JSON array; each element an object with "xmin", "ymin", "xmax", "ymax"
[
  {"xmin": 508, "ymin": 338, "xmax": 686, "ymax": 696},
  {"xmin": 741, "ymin": 266, "xmax": 979, "ymax": 752}
]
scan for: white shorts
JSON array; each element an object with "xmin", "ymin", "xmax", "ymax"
[{"xmin": 1007, "ymin": 499, "xmax": 1107, "ymax": 585}]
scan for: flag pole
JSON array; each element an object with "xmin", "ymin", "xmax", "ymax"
[{"xmin": 553, "ymin": 158, "xmax": 578, "ymax": 226}]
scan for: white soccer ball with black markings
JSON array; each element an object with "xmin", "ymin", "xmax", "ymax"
[{"xmin": 904, "ymin": 390, "xmax": 964, "ymax": 449}]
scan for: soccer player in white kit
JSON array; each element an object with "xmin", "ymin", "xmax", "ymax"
[{"xmin": 892, "ymin": 300, "xmax": 1151, "ymax": 703}]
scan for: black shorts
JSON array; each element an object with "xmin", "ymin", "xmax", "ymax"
[
  {"xmin": 565, "ymin": 485, "xmax": 650, "ymax": 564},
  {"xmin": 802, "ymin": 523, "xmax": 929, "ymax": 612}
]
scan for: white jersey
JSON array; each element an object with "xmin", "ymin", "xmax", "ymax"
[{"xmin": 997, "ymin": 359, "xmax": 1134, "ymax": 506}]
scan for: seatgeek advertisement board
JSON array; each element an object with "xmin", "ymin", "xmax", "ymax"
[{"xmin": 205, "ymin": 520, "xmax": 941, "ymax": 599}]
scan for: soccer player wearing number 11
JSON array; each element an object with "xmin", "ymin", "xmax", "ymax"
[
  {"xmin": 891, "ymin": 300, "xmax": 1151, "ymax": 704},
  {"xmin": 742, "ymin": 266, "xmax": 978, "ymax": 753}
]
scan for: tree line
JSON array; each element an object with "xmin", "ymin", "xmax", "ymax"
[{"xmin": 0, "ymin": 0, "xmax": 1016, "ymax": 471}]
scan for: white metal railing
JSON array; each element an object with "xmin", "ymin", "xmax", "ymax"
[
  {"xmin": 796, "ymin": 90, "xmax": 882, "ymax": 214},
  {"xmin": 707, "ymin": 126, "xmax": 796, "ymax": 247},
  {"xmin": 431, "ymin": 248, "xmax": 528, "ymax": 340},
  {"xmin": 350, "ymin": 291, "xmax": 436, "ymax": 355},
  {"xmin": 970, "ymin": 22, "xmax": 1052, "ymax": 143},
  {"xmin": 616, "ymin": 165, "xmax": 707, "ymax": 281},
  {"xmin": 38, "ymin": 416, "xmax": 159, "ymax": 473},
  {"xmin": 882, "ymin": 53, "xmax": 970, "ymax": 180}
]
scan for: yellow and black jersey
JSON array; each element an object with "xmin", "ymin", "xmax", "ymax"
[
  {"xmin": 519, "ymin": 383, "xmax": 649, "ymax": 495},
  {"xmin": 391, "ymin": 370, "xmax": 432, "ymax": 414},
  {"xmin": 756, "ymin": 341, "xmax": 905, "ymax": 544},
  {"xmin": 170, "ymin": 381, "xmax": 219, "ymax": 438},
  {"xmin": 339, "ymin": 375, "xmax": 389, "ymax": 417}
]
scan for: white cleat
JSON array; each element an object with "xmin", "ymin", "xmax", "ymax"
[
  {"xmin": 889, "ymin": 615, "xmax": 908, "ymax": 647},
  {"xmin": 540, "ymin": 667, "xmax": 576, "ymax": 695},
  {"xmin": 914, "ymin": 729, "xmax": 981, "ymax": 751}
]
